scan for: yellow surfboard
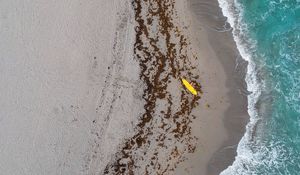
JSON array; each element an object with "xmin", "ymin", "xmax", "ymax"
[{"xmin": 182, "ymin": 78, "xmax": 197, "ymax": 96}]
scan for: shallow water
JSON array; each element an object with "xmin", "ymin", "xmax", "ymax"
[{"xmin": 219, "ymin": 0, "xmax": 300, "ymax": 174}]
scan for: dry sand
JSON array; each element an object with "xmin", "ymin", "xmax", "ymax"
[
  {"xmin": 0, "ymin": 0, "xmax": 248, "ymax": 174},
  {"xmin": 0, "ymin": 0, "xmax": 141, "ymax": 174}
]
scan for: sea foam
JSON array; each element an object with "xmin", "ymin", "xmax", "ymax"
[{"xmin": 217, "ymin": 0, "xmax": 266, "ymax": 174}]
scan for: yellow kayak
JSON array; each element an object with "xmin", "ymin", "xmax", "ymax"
[{"xmin": 182, "ymin": 78, "xmax": 197, "ymax": 96}]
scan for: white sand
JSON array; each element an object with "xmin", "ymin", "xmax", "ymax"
[{"xmin": 0, "ymin": 0, "xmax": 142, "ymax": 174}]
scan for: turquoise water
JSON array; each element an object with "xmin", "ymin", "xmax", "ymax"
[{"xmin": 219, "ymin": 0, "xmax": 300, "ymax": 174}]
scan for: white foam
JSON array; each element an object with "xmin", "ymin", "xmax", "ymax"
[{"xmin": 216, "ymin": 0, "xmax": 264, "ymax": 174}]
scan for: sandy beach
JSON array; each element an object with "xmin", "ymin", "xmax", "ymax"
[{"xmin": 0, "ymin": 0, "xmax": 248, "ymax": 174}]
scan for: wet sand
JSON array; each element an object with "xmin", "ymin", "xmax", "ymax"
[{"xmin": 175, "ymin": 0, "xmax": 249, "ymax": 174}]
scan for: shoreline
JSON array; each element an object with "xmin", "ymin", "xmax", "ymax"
[
  {"xmin": 201, "ymin": 0, "xmax": 250, "ymax": 174},
  {"xmin": 174, "ymin": 0, "xmax": 249, "ymax": 174},
  {"xmin": 189, "ymin": 0, "xmax": 250, "ymax": 174},
  {"xmin": 102, "ymin": 0, "xmax": 249, "ymax": 174}
]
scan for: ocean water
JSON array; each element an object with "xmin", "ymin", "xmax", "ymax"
[{"xmin": 218, "ymin": 0, "xmax": 300, "ymax": 174}]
